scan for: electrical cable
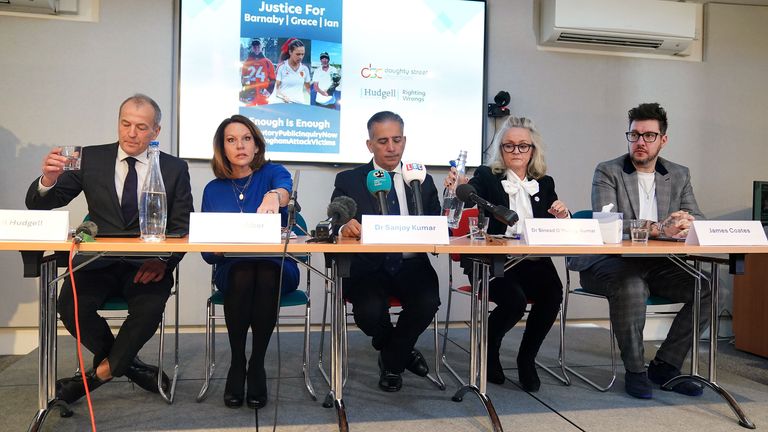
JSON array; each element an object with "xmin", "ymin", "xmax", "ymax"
[
  {"xmin": 68, "ymin": 241, "xmax": 98, "ymax": 432},
  {"xmin": 482, "ymin": 117, "xmax": 499, "ymax": 156},
  {"xmin": 267, "ymin": 218, "xmax": 292, "ymax": 431}
]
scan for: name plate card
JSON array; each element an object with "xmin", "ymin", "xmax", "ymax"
[
  {"xmin": 523, "ymin": 218, "xmax": 603, "ymax": 245},
  {"xmin": 361, "ymin": 215, "xmax": 449, "ymax": 245},
  {"xmin": 685, "ymin": 220, "xmax": 768, "ymax": 246},
  {"xmin": 0, "ymin": 209, "xmax": 69, "ymax": 241},
  {"xmin": 189, "ymin": 212, "xmax": 281, "ymax": 244}
]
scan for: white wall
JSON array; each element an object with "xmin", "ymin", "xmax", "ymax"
[{"xmin": 1, "ymin": 1, "xmax": 766, "ymax": 353}]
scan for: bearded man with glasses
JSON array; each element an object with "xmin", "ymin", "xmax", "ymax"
[{"xmin": 568, "ymin": 102, "xmax": 710, "ymax": 399}]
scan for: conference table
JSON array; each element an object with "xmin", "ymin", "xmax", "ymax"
[
  {"xmin": 4, "ymin": 236, "xmax": 432, "ymax": 432},
  {"xmin": 3, "ymin": 236, "xmax": 767, "ymax": 431},
  {"xmin": 437, "ymin": 237, "xmax": 767, "ymax": 431}
]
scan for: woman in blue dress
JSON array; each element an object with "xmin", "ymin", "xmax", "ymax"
[{"xmin": 201, "ymin": 114, "xmax": 299, "ymax": 409}]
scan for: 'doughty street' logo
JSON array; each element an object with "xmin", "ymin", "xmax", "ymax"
[{"xmin": 360, "ymin": 64, "xmax": 384, "ymax": 79}]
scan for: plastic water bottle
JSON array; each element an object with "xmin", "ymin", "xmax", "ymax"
[
  {"xmin": 442, "ymin": 150, "xmax": 467, "ymax": 229},
  {"xmin": 139, "ymin": 141, "xmax": 167, "ymax": 242}
]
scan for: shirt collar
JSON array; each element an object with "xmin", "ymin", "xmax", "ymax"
[
  {"xmin": 118, "ymin": 145, "xmax": 149, "ymax": 164},
  {"xmin": 622, "ymin": 154, "xmax": 669, "ymax": 176}
]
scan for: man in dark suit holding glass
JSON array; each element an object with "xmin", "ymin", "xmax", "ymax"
[{"xmin": 25, "ymin": 94, "xmax": 194, "ymax": 405}]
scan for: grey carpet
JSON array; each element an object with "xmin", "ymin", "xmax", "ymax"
[{"xmin": 0, "ymin": 324, "xmax": 766, "ymax": 431}]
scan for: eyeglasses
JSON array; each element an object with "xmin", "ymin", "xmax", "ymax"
[
  {"xmin": 500, "ymin": 143, "xmax": 534, "ymax": 153},
  {"xmin": 625, "ymin": 131, "xmax": 661, "ymax": 143}
]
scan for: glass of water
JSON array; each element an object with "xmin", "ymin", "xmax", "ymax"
[
  {"xmin": 630, "ymin": 219, "xmax": 650, "ymax": 244},
  {"xmin": 468, "ymin": 215, "xmax": 489, "ymax": 240},
  {"xmin": 60, "ymin": 146, "xmax": 82, "ymax": 171}
]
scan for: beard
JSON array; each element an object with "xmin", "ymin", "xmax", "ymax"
[{"xmin": 630, "ymin": 146, "xmax": 660, "ymax": 168}]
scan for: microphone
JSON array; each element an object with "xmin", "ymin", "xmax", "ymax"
[
  {"xmin": 456, "ymin": 184, "xmax": 519, "ymax": 227},
  {"xmin": 287, "ymin": 170, "xmax": 301, "ymax": 231},
  {"xmin": 288, "ymin": 170, "xmax": 301, "ymax": 213},
  {"xmin": 314, "ymin": 196, "xmax": 358, "ymax": 242},
  {"xmin": 365, "ymin": 169, "xmax": 392, "ymax": 215},
  {"xmin": 73, "ymin": 221, "xmax": 98, "ymax": 244},
  {"xmin": 402, "ymin": 162, "xmax": 427, "ymax": 215}
]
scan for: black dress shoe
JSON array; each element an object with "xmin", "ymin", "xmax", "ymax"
[
  {"xmin": 379, "ymin": 370, "xmax": 403, "ymax": 392},
  {"xmin": 56, "ymin": 369, "xmax": 110, "ymax": 404},
  {"xmin": 223, "ymin": 392, "xmax": 244, "ymax": 408},
  {"xmin": 224, "ymin": 364, "xmax": 246, "ymax": 408},
  {"xmin": 246, "ymin": 364, "xmax": 267, "ymax": 409},
  {"xmin": 517, "ymin": 357, "xmax": 541, "ymax": 392},
  {"xmin": 377, "ymin": 353, "xmax": 403, "ymax": 392},
  {"xmin": 246, "ymin": 393, "xmax": 268, "ymax": 409},
  {"xmin": 405, "ymin": 349, "xmax": 429, "ymax": 377},
  {"xmin": 124, "ymin": 358, "xmax": 170, "ymax": 394}
]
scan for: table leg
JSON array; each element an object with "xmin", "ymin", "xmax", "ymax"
[
  {"xmin": 322, "ymin": 257, "xmax": 349, "ymax": 432},
  {"xmin": 452, "ymin": 260, "xmax": 503, "ymax": 432},
  {"xmin": 28, "ymin": 256, "xmax": 71, "ymax": 432},
  {"xmin": 664, "ymin": 255, "xmax": 755, "ymax": 429}
]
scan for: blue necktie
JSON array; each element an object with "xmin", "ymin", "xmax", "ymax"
[
  {"xmin": 121, "ymin": 157, "xmax": 138, "ymax": 224},
  {"xmin": 383, "ymin": 171, "xmax": 402, "ymax": 275}
]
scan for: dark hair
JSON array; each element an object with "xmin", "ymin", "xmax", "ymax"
[
  {"xmin": 251, "ymin": 39, "xmax": 261, "ymax": 47},
  {"xmin": 211, "ymin": 114, "xmax": 267, "ymax": 179},
  {"xmin": 119, "ymin": 93, "xmax": 161, "ymax": 127},
  {"xmin": 366, "ymin": 111, "xmax": 404, "ymax": 138},
  {"xmin": 279, "ymin": 38, "xmax": 304, "ymax": 62},
  {"xmin": 628, "ymin": 102, "xmax": 668, "ymax": 135}
]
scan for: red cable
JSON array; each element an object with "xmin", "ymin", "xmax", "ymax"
[{"xmin": 68, "ymin": 241, "xmax": 98, "ymax": 432}]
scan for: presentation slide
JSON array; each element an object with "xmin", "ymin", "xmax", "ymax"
[{"xmin": 179, "ymin": 0, "xmax": 486, "ymax": 167}]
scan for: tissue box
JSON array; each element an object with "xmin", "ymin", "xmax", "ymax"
[{"xmin": 593, "ymin": 212, "xmax": 623, "ymax": 244}]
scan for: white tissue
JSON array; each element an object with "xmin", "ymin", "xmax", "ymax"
[{"xmin": 601, "ymin": 203, "xmax": 615, "ymax": 212}]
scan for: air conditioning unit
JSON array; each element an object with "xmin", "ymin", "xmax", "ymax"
[
  {"xmin": 0, "ymin": 0, "xmax": 57, "ymax": 15},
  {"xmin": 540, "ymin": 0, "xmax": 697, "ymax": 55}
]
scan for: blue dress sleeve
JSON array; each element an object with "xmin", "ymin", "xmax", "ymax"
[{"xmin": 269, "ymin": 163, "xmax": 293, "ymax": 194}]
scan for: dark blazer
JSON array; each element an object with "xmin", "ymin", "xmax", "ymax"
[
  {"xmin": 25, "ymin": 142, "xmax": 194, "ymax": 269},
  {"xmin": 468, "ymin": 165, "xmax": 559, "ymax": 235},
  {"xmin": 331, "ymin": 160, "xmax": 441, "ymax": 277},
  {"xmin": 568, "ymin": 154, "xmax": 704, "ymax": 271}
]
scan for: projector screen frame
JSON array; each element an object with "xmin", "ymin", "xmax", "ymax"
[{"xmin": 171, "ymin": 0, "xmax": 489, "ymax": 169}]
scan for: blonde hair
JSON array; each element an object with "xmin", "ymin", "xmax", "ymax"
[{"xmin": 488, "ymin": 116, "xmax": 547, "ymax": 179}]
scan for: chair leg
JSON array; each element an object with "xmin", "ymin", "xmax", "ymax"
[
  {"xmin": 534, "ymin": 306, "xmax": 571, "ymax": 386},
  {"xmin": 561, "ymin": 291, "xmax": 616, "ymax": 392},
  {"xmin": 158, "ymin": 288, "xmax": 179, "ymax": 404},
  {"xmin": 317, "ymin": 284, "xmax": 332, "ymax": 386},
  {"xmin": 441, "ymin": 287, "xmax": 468, "ymax": 387},
  {"xmin": 302, "ymin": 293, "xmax": 317, "ymax": 400},
  {"xmin": 342, "ymin": 303, "xmax": 348, "ymax": 387},
  {"xmin": 423, "ymin": 313, "xmax": 446, "ymax": 390},
  {"xmin": 196, "ymin": 299, "xmax": 215, "ymax": 402}
]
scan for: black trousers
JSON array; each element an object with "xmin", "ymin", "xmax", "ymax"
[
  {"xmin": 57, "ymin": 260, "xmax": 173, "ymax": 377},
  {"xmin": 344, "ymin": 255, "xmax": 441, "ymax": 373},
  {"xmin": 486, "ymin": 258, "xmax": 563, "ymax": 359}
]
